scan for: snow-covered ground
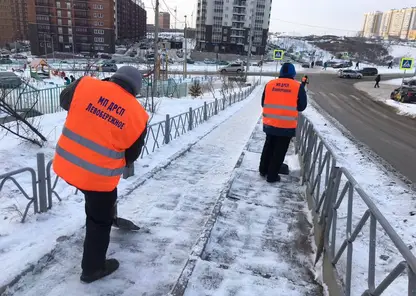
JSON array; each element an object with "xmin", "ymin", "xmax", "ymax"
[
  {"xmin": 389, "ymin": 44, "xmax": 416, "ymax": 59},
  {"xmin": 0, "ymin": 84, "xmax": 260, "ymax": 292},
  {"xmin": 0, "ymin": 85, "xmax": 264, "ymax": 295},
  {"xmin": 355, "ymin": 81, "xmax": 416, "ymax": 117},
  {"xmin": 304, "ymin": 101, "xmax": 416, "ymax": 296}
]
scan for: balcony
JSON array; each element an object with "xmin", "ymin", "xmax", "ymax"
[
  {"xmin": 35, "ymin": 0, "xmax": 50, "ymax": 7},
  {"xmin": 233, "ymin": 1, "xmax": 246, "ymax": 6},
  {"xmin": 74, "ymin": 12, "xmax": 88, "ymax": 18},
  {"xmin": 36, "ymin": 7, "xmax": 50, "ymax": 15}
]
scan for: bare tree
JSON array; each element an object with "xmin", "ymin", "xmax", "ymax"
[{"xmin": 0, "ymin": 79, "xmax": 47, "ymax": 147}]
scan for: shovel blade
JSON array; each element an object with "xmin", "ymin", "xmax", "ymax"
[{"xmin": 113, "ymin": 217, "xmax": 141, "ymax": 231}]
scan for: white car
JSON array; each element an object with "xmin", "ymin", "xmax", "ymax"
[
  {"xmin": 219, "ymin": 63, "xmax": 244, "ymax": 73},
  {"xmin": 337, "ymin": 69, "xmax": 363, "ymax": 79}
]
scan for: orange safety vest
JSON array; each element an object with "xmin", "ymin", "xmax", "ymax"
[
  {"xmin": 263, "ymin": 78, "xmax": 300, "ymax": 129},
  {"xmin": 53, "ymin": 76, "xmax": 149, "ymax": 192}
]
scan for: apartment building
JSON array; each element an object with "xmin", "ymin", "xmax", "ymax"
[
  {"xmin": 361, "ymin": 11, "xmax": 382, "ymax": 38},
  {"xmin": 159, "ymin": 12, "xmax": 171, "ymax": 29},
  {"xmin": 116, "ymin": 0, "xmax": 147, "ymax": 40},
  {"xmin": 362, "ymin": 7, "xmax": 416, "ymax": 40},
  {"xmin": 0, "ymin": 0, "xmax": 28, "ymax": 46},
  {"xmin": 196, "ymin": 0, "xmax": 271, "ymax": 55}
]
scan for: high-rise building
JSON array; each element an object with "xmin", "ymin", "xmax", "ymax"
[
  {"xmin": 0, "ymin": 0, "xmax": 28, "ymax": 46},
  {"xmin": 362, "ymin": 7, "xmax": 416, "ymax": 40},
  {"xmin": 159, "ymin": 12, "xmax": 171, "ymax": 30},
  {"xmin": 196, "ymin": 0, "xmax": 271, "ymax": 55},
  {"xmin": 362, "ymin": 11, "xmax": 382, "ymax": 38},
  {"xmin": 116, "ymin": 0, "xmax": 147, "ymax": 40},
  {"xmin": 27, "ymin": 0, "xmax": 147, "ymax": 56}
]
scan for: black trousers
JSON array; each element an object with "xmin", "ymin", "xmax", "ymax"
[
  {"xmin": 374, "ymin": 81, "xmax": 380, "ymax": 88},
  {"xmin": 259, "ymin": 135, "xmax": 292, "ymax": 180},
  {"xmin": 81, "ymin": 187, "xmax": 117, "ymax": 274}
]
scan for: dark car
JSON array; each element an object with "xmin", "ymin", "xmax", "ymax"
[
  {"xmin": 403, "ymin": 78, "xmax": 416, "ymax": 87},
  {"xmin": 359, "ymin": 67, "xmax": 378, "ymax": 76},
  {"xmin": 99, "ymin": 53, "xmax": 112, "ymax": 59},
  {"xmin": 315, "ymin": 61, "xmax": 323, "ymax": 66},
  {"xmin": 0, "ymin": 58, "xmax": 13, "ymax": 64},
  {"xmin": 0, "ymin": 72, "xmax": 23, "ymax": 88},
  {"xmin": 186, "ymin": 58, "xmax": 195, "ymax": 64},
  {"xmin": 390, "ymin": 87, "xmax": 416, "ymax": 103}
]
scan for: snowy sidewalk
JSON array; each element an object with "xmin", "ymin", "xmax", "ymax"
[
  {"xmin": 3, "ymin": 84, "xmax": 264, "ymax": 295},
  {"xmin": 180, "ymin": 123, "xmax": 323, "ymax": 296}
]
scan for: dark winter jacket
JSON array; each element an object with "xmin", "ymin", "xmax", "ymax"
[
  {"xmin": 59, "ymin": 77, "xmax": 148, "ymax": 165},
  {"xmin": 375, "ymin": 75, "xmax": 381, "ymax": 82},
  {"xmin": 261, "ymin": 76, "xmax": 307, "ymax": 137}
]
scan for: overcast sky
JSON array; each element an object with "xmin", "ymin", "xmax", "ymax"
[{"xmin": 144, "ymin": 0, "xmax": 415, "ymax": 35}]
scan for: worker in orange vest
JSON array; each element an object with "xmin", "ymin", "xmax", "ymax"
[
  {"xmin": 259, "ymin": 63, "xmax": 307, "ymax": 182},
  {"xmin": 53, "ymin": 66, "xmax": 149, "ymax": 283}
]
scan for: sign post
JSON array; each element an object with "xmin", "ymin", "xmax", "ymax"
[
  {"xmin": 273, "ymin": 49, "xmax": 285, "ymax": 78},
  {"xmin": 399, "ymin": 57, "xmax": 414, "ymax": 88}
]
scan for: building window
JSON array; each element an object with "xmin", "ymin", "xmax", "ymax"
[
  {"xmin": 67, "ymin": 11, "xmax": 71, "ymax": 18},
  {"xmin": 66, "ymin": 2, "xmax": 71, "ymax": 9},
  {"xmin": 223, "ymin": 36, "xmax": 227, "ymax": 41},
  {"xmin": 94, "ymin": 29, "xmax": 104, "ymax": 35},
  {"xmin": 94, "ymin": 37, "xmax": 104, "ymax": 43},
  {"xmin": 69, "ymin": 36, "xmax": 73, "ymax": 43},
  {"xmin": 58, "ymin": 27, "xmax": 63, "ymax": 34},
  {"xmin": 68, "ymin": 28, "xmax": 72, "ymax": 35},
  {"xmin": 58, "ymin": 19, "xmax": 62, "ymax": 25},
  {"xmin": 59, "ymin": 35, "xmax": 63, "ymax": 43},
  {"xmin": 92, "ymin": 4, "xmax": 104, "ymax": 10},
  {"xmin": 68, "ymin": 20, "xmax": 72, "ymax": 26},
  {"xmin": 57, "ymin": 10, "xmax": 62, "ymax": 17},
  {"xmin": 94, "ymin": 13, "xmax": 104, "ymax": 18},
  {"xmin": 56, "ymin": 2, "xmax": 61, "ymax": 8}
]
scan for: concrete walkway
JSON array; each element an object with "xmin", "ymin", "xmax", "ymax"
[{"xmin": 182, "ymin": 123, "xmax": 323, "ymax": 296}]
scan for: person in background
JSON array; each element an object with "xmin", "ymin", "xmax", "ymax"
[
  {"xmin": 322, "ymin": 61, "xmax": 327, "ymax": 70},
  {"xmin": 259, "ymin": 63, "xmax": 307, "ymax": 183},
  {"xmin": 388, "ymin": 61, "xmax": 393, "ymax": 69},
  {"xmin": 374, "ymin": 74, "xmax": 381, "ymax": 88},
  {"xmin": 310, "ymin": 61, "xmax": 315, "ymax": 68},
  {"xmin": 355, "ymin": 61, "xmax": 360, "ymax": 69},
  {"xmin": 53, "ymin": 66, "xmax": 149, "ymax": 283},
  {"xmin": 64, "ymin": 76, "xmax": 71, "ymax": 86},
  {"xmin": 301, "ymin": 75, "xmax": 309, "ymax": 89},
  {"xmin": 70, "ymin": 75, "xmax": 76, "ymax": 82}
]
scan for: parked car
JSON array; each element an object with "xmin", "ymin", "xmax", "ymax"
[
  {"xmin": 204, "ymin": 59, "xmax": 216, "ymax": 64},
  {"xmin": 186, "ymin": 58, "xmax": 195, "ymax": 64},
  {"xmin": 403, "ymin": 77, "xmax": 416, "ymax": 87},
  {"xmin": 99, "ymin": 53, "xmax": 112, "ymax": 59},
  {"xmin": 315, "ymin": 60, "xmax": 323, "ymax": 67},
  {"xmin": 0, "ymin": 58, "xmax": 13, "ymax": 64},
  {"xmin": 218, "ymin": 60, "xmax": 229, "ymax": 66},
  {"xmin": 12, "ymin": 54, "xmax": 27, "ymax": 60},
  {"xmin": 100, "ymin": 63, "xmax": 118, "ymax": 72},
  {"xmin": 219, "ymin": 63, "xmax": 244, "ymax": 73},
  {"xmin": 358, "ymin": 67, "xmax": 378, "ymax": 76},
  {"xmin": 0, "ymin": 72, "xmax": 22, "ymax": 88},
  {"xmin": 333, "ymin": 61, "xmax": 353, "ymax": 69},
  {"xmin": 337, "ymin": 69, "xmax": 363, "ymax": 79},
  {"xmin": 390, "ymin": 86, "xmax": 416, "ymax": 103},
  {"xmin": 301, "ymin": 63, "xmax": 310, "ymax": 68}
]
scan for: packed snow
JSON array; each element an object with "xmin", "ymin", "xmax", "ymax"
[
  {"xmin": 355, "ymin": 81, "xmax": 416, "ymax": 117},
  {"xmin": 0, "ymin": 84, "xmax": 260, "ymax": 293},
  {"xmin": 304, "ymin": 101, "xmax": 416, "ymax": 296},
  {"xmin": 389, "ymin": 45, "xmax": 416, "ymax": 59}
]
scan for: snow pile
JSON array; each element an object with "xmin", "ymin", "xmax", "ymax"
[
  {"xmin": 389, "ymin": 45, "xmax": 416, "ymax": 59},
  {"xmin": 354, "ymin": 81, "xmax": 416, "ymax": 117},
  {"xmin": 304, "ymin": 102, "xmax": 416, "ymax": 296}
]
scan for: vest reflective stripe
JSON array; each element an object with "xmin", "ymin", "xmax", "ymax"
[
  {"xmin": 263, "ymin": 113, "xmax": 298, "ymax": 121},
  {"xmin": 56, "ymin": 145, "xmax": 125, "ymax": 177},
  {"xmin": 62, "ymin": 127, "xmax": 125, "ymax": 159},
  {"xmin": 263, "ymin": 104, "xmax": 297, "ymax": 111}
]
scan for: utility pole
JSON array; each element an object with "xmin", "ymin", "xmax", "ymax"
[
  {"xmin": 245, "ymin": 6, "xmax": 254, "ymax": 80},
  {"xmin": 153, "ymin": 0, "xmax": 160, "ymax": 97},
  {"xmin": 184, "ymin": 15, "xmax": 187, "ymax": 79},
  {"xmin": 174, "ymin": 7, "xmax": 177, "ymax": 31}
]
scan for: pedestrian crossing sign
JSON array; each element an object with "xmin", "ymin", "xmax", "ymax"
[
  {"xmin": 273, "ymin": 50, "xmax": 285, "ymax": 60},
  {"xmin": 400, "ymin": 58, "xmax": 414, "ymax": 70}
]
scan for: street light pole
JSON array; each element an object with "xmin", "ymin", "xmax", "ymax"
[
  {"xmin": 245, "ymin": 6, "xmax": 254, "ymax": 80},
  {"xmin": 153, "ymin": 0, "xmax": 160, "ymax": 97},
  {"xmin": 184, "ymin": 15, "xmax": 187, "ymax": 79}
]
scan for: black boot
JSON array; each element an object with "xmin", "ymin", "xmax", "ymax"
[
  {"xmin": 266, "ymin": 175, "xmax": 281, "ymax": 183},
  {"xmin": 80, "ymin": 259, "xmax": 119, "ymax": 283}
]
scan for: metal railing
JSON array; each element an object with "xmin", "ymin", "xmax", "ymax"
[
  {"xmin": 295, "ymin": 114, "xmax": 416, "ymax": 296},
  {"xmin": 0, "ymin": 81, "xmax": 259, "ymax": 223}
]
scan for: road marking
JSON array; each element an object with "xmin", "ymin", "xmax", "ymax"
[
  {"xmin": 350, "ymin": 95, "xmax": 361, "ymax": 101},
  {"xmin": 329, "ymin": 93, "xmax": 338, "ymax": 98},
  {"xmin": 339, "ymin": 94, "xmax": 349, "ymax": 100}
]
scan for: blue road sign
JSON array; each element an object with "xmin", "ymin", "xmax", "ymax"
[
  {"xmin": 273, "ymin": 50, "xmax": 285, "ymax": 60},
  {"xmin": 400, "ymin": 58, "xmax": 414, "ymax": 70}
]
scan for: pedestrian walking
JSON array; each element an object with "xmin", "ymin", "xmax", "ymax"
[
  {"xmin": 355, "ymin": 61, "xmax": 360, "ymax": 69},
  {"xmin": 70, "ymin": 75, "xmax": 76, "ymax": 82},
  {"xmin": 311, "ymin": 61, "xmax": 315, "ymax": 68},
  {"xmin": 374, "ymin": 74, "xmax": 381, "ymax": 88},
  {"xmin": 53, "ymin": 66, "xmax": 149, "ymax": 283},
  {"xmin": 259, "ymin": 63, "xmax": 307, "ymax": 183},
  {"xmin": 322, "ymin": 61, "xmax": 327, "ymax": 70},
  {"xmin": 388, "ymin": 61, "xmax": 393, "ymax": 69},
  {"xmin": 64, "ymin": 76, "xmax": 71, "ymax": 86}
]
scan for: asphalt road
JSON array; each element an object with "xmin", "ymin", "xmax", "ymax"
[{"xmin": 305, "ymin": 73, "xmax": 416, "ymax": 183}]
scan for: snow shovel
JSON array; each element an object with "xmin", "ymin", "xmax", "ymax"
[{"xmin": 112, "ymin": 202, "xmax": 141, "ymax": 231}]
